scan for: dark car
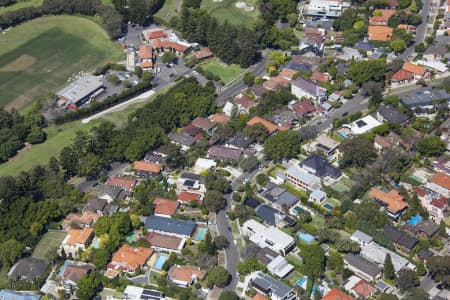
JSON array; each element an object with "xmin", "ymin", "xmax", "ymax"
[{"xmin": 342, "ymin": 112, "xmax": 348, "ymax": 117}]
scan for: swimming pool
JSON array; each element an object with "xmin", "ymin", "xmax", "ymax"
[
  {"xmin": 339, "ymin": 130, "xmax": 348, "ymax": 139},
  {"xmin": 92, "ymin": 239, "xmax": 100, "ymax": 249},
  {"xmin": 295, "ymin": 276, "xmax": 308, "ymax": 288},
  {"xmin": 194, "ymin": 228, "xmax": 207, "ymax": 241},
  {"xmin": 323, "ymin": 203, "xmax": 334, "ymax": 211},
  {"xmin": 294, "ymin": 206, "xmax": 305, "ymax": 214},
  {"xmin": 153, "ymin": 255, "xmax": 167, "ymax": 270},
  {"xmin": 298, "ymin": 232, "xmax": 315, "ymax": 243},
  {"xmin": 58, "ymin": 260, "xmax": 74, "ymax": 275},
  {"xmin": 126, "ymin": 233, "xmax": 137, "ymax": 243},
  {"xmin": 408, "ymin": 214, "xmax": 422, "ymax": 226}
]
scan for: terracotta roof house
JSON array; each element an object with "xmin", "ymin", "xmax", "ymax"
[
  {"xmin": 398, "ymin": 24, "xmax": 416, "ymax": 32},
  {"xmin": 139, "ymin": 44, "xmax": 153, "ymax": 60},
  {"xmin": 252, "ymin": 294, "xmax": 269, "ymax": 300},
  {"xmin": 61, "ymin": 228, "xmax": 94, "ymax": 258},
  {"xmin": 193, "ymin": 47, "xmax": 213, "ymax": 60},
  {"xmin": 168, "ymin": 265, "xmax": 206, "ymax": 287},
  {"xmin": 402, "ymin": 62, "xmax": 428, "ymax": 79},
  {"xmin": 312, "ymin": 71, "xmax": 330, "ymax": 83},
  {"xmin": 351, "ymin": 279, "xmax": 376, "ymax": 299},
  {"xmin": 178, "ymin": 191, "xmax": 203, "ymax": 205},
  {"xmin": 146, "ymin": 232, "xmax": 185, "ymax": 253},
  {"xmin": 429, "ymin": 172, "xmax": 450, "ymax": 197},
  {"xmin": 368, "ymin": 26, "xmax": 393, "ymax": 41},
  {"xmin": 144, "ymin": 29, "xmax": 167, "ymax": 40},
  {"xmin": 292, "ymin": 101, "xmax": 316, "ymax": 117},
  {"xmin": 191, "ymin": 117, "xmax": 216, "ymax": 133},
  {"xmin": 134, "ymin": 161, "xmax": 162, "ymax": 178},
  {"xmin": 369, "ymin": 188, "xmax": 408, "ymax": 219},
  {"xmin": 61, "ymin": 264, "xmax": 95, "ymax": 292},
  {"xmin": 279, "ymin": 69, "xmax": 297, "ymax": 81},
  {"xmin": 62, "ymin": 212, "xmax": 101, "ymax": 229},
  {"xmin": 247, "ymin": 116, "xmax": 279, "ymax": 134},
  {"xmin": 263, "ymin": 76, "xmax": 290, "ymax": 91},
  {"xmin": 152, "ymin": 38, "xmax": 190, "ymax": 55},
  {"xmin": 235, "ymin": 95, "xmax": 257, "ymax": 112},
  {"xmin": 106, "ymin": 177, "xmax": 137, "ymax": 191},
  {"xmin": 181, "ymin": 124, "xmax": 201, "ymax": 136},
  {"xmin": 391, "ymin": 69, "xmax": 414, "ymax": 84},
  {"xmin": 291, "ymin": 77, "xmax": 327, "ymax": 102},
  {"xmin": 209, "ymin": 113, "xmax": 229, "ymax": 124},
  {"xmin": 153, "ymin": 198, "xmax": 179, "ymax": 217},
  {"xmin": 369, "ymin": 9, "xmax": 396, "ymax": 26},
  {"xmin": 321, "ymin": 288, "xmax": 355, "ymax": 300},
  {"xmin": 108, "ymin": 245, "xmax": 153, "ymax": 272}
]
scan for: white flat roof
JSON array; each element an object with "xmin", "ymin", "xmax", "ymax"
[
  {"xmin": 360, "ymin": 242, "xmax": 411, "ymax": 272},
  {"xmin": 243, "ymin": 219, "xmax": 295, "ymax": 247},
  {"xmin": 350, "ymin": 115, "xmax": 382, "ymax": 135},
  {"xmin": 57, "ymin": 74, "xmax": 103, "ymax": 104}
]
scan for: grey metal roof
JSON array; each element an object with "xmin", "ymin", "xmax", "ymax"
[
  {"xmin": 56, "ymin": 74, "xmax": 103, "ymax": 104},
  {"xmin": 377, "ymin": 105, "xmax": 408, "ymax": 124},
  {"xmin": 276, "ymin": 191, "xmax": 298, "ymax": 207},
  {"xmin": 168, "ymin": 132, "xmax": 196, "ymax": 146},
  {"xmin": 345, "ymin": 254, "xmax": 382, "ymax": 278},
  {"xmin": 351, "ymin": 230, "xmax": 373, "ymax": 244},
  {"xmin": 255, "ymin": 205, "xmax": 296, "ymax": 227},
  {"xmin": 228, "ymin": 134, "xmax": 254, "ymax": 149},
  {"xmin": 401, "ymin": 89, "xmax": 450, "ymax": 107},
  {"xmin": 145, "ymin": 215, "xmax": 196, "ymax": 236},
  {"xmin": 383, "ymin": 225, "xmax": 418, "ymax": 251},
  {"xmin": 300, "ymin": 154, "xmax": 342, "ymax": 178},
  {"xmin": 252, "ymin": 272, "xmax": 294, "ymax": 299},
  {"xmin": 292, "ymin": 78, "xmax": 326, "ymax": 97}
]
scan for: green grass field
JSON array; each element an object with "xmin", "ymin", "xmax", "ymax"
[
  {"xmin": 154, "ymin": 0, "xmax": 179, "ymax": 22},
  {"xmin": 0, "ymin": 0, "xmax": 43, "ymax": 15},
  {"xmin": 32, "ymin": 230, "xmax": 67, "ymax": 260},
  {"xmin": 201, "ymin": 0, "xmax": 260, "ymax": 27},
  {"xmin": 200, "ymin": 59, "xmax": 244, "ymax": 84},
  {"xmin": 0, "ymin": 15, "xmax": 124, "ymax": 110}
]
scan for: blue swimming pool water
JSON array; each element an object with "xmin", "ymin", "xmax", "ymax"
[
  {"xmin": 194, "ymin": 228, "xmax": 207, "ymax": 241},
  {"xmin": 296, "ymin": 276, "xmax": 307, "ymax": 288},
  {"xmin": 323, "ymin": 203, "xmax": 334, "ymax": 211},
  {"xmin": 339, "ymin": 130, "xmax": 348, "ymax": 139},
  {"xmin": 153, "ymin": 255, "xmax": 167, "ymax": 270},
  {"xmin": 58, "ymin": 260, "xmax": 74, "ymax": 275},
  {"xmin": 92, "ymin": 239, "xmax": 99, "ymax": 249},
  {"xmin": 298, "ymin": 232, "xmax": 315, "ymax": 243},
  {"xmin": 408, "ymin": 214, "xmax": 422, "ymax": 226}
]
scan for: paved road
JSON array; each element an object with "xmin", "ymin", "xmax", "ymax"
[
  {"xmin": 216, "ymin": 55, "xmax": 268, "ymax": 106},
  {"xmin": 400, "ymin": 0, "xmax": 432, "ymax": 59}
]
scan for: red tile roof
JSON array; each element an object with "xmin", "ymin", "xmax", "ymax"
[
  {"xmin": 352, "ymin": 279, "xmax": 376, "ymax": 299},
  {"xmin": 293, "ymin": 101, "xmax": 316, "ymax": 115},
  {"xmin": 235, "ymin": 95, "xmax": 257, "ymax": 109},
  {"xmin": 168, "ymin": 265, "xmax": 206, "ymax": 284},
  {"xmin": 430, "ymin": 197, "xmax": 448, "ymax": 209},
  {"xmin": 413, "ymin": 186, "xmax": 427, "ymax": 198},
  {"xmin": 369, "ymin": 187, "xmax": 408, "ymax": 213},
  {"xmin": 368, "ymin": 26, "xmax": 393, "ymax": 41},
  {"xmin": 193, "ymin": 47, "xmax": 213, "ymax": 60},
  {"xmin": 152, "ymin": 39, "xmax": 189, "ymax": 52},
  {"xmin": 146, "ymin": 30, "xmax": 167, "ymax": 40},
  {"xmin": 392, "ymin": 69, "xmax": 413, "ymax": 81},
  {"xmin": 312, "ymin": 71, "xmax": 329, "ymax": 83},
  {"xmin": 432, "ymin": 172, "xmax": 450, "ymax": 190},
  {"xmin": 106, "ymin": 177, "xmax": 137, "ymax": 191},
  {"xmin": 153, "ymin": 198, "xmax": 179, "ymax": 216},
  {"xmin": 322, "ymin": 288, "xmax": 355, "ymax": 300},
  {"xmin": 403, "ymin": 62, "xmax": 427, "ymax": 76},
  {"xmin": 246, "ymin": 116, "xmax": 278, "ymax": 134},
  {"xmin": 141, "ymin": 61, "xmax": 153, "ymax": 69},
  {"xmin": 134, "ymin": 161, "xmax": 161, "ymax": 173},
  {"xmin": 191, "ymin": 117, "xmax": 215, "ymax": 131},
  {"xmin": 279, "ymin": 69, "xmax": 297, "ymax": 80},
  {"xmin": 139, "ymin": 45, "xmax": 153, "ymax": 60},
  {"xmin": 109, "ymin": 245, "xmax": 153, "ymax": 271},
  {"xmin": 209, "ymin": 114, "xmax": 230, "ymax": 124},
  {"xmin": 178, "ymin": 192, "xmax": 203, "ymax": 204}
]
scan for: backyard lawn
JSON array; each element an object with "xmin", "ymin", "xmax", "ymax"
[
  {"xmin": 32, "ymin": 230, "xmax": 67, "ymax": 260},
  {"xmin": 0, "ymin": 0, "xmax": 43, "ymax": 15},
  {"xmin": 199, "ymin": 59, "xmax": 244, "ymax": 84},
  {"xmin": 201, "ymin": 0, "xmax": 260, "ymax": 27},
  {"xmin": 0, "ymin": 15, "xmax": 124, "ymax": 110}
]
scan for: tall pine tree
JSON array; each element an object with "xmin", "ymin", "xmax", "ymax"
[{"xmin": 384, "ymin": 254, "xmax": 395, "ymax": 280}]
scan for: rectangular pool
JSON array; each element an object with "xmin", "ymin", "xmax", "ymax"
[
  {"xmin": 194, "ymin": 228, "xmax": 207, "ymax": 241},
  {"xmin": 153, "ymin": 255, "xmax": 167, "ymax": 270},
  {"xmin": 323, "ymin": 203, "xmax": 334, "ymax": 211},
  {"xmin": 296, "ymin": 276, "xmax": 307, "ymax": 288},
  {"xmin": 298, "ymin": 232, "xmax": 315, "ymax": 243}
]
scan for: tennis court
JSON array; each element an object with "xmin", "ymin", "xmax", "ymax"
[{"xmin": 33, "ymin": 230, "xmax": 67, "ymax": 260}]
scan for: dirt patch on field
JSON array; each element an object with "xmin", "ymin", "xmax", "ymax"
[
  {"xmin": 0, "ymin": 54, "xmax": 37, "ymax": 72},
  {"xmin": 4, "ymin": 85, "xmax": 40, "ymax": 111}
]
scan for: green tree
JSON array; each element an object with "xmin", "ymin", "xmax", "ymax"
[
  {"xmin": 219, "ymin": 291, "xmax": 239, "ymax": 300},
  {"xmin": 256, "ymin": 173, "xmax": 269, "ymax": 186},
  {"xmin": 204, "ymin": 190, "xmax": 226, "ymax": 212},
  {"xmin": 340, "ymin": 136, "xmax": 377, "ymax": 168},
  {"xmin": 0, "ymin": 239, "xmax": 25, "ymax": 268},
  {"xmin": 327, "ymin": 252, "xmax": 344, "ymax": 273},
  {"xmin": 77, "ymin": 271, "xmax": 103, "ymax": 300},
  {"xmin": 396, "ymin": 269, "xmax": 419, "ymax": 291},
  {"xmin": 244, "ymin": 123, "xmax": 269, "ymax": 143},
  {"xmin": 427, "ymin": 256, "xmax": 450, "ymax": 288},
  {"xmin": 348, "ymin": 59, "xmax": 386, "ymax": 87},
  {"xmin": 214, "ymin": 235, "xmax": 230, "ymax": 249},
  {"xmin": 206, "ymin": 267, "xmax": 230, "ymax": 288},
  {"xmin": 384, "ymin": 254, "xmax": 395, "ymax": 280},
  {"xmin": 92, "ymin": 248, "xmax": 111, "ymax": 269},
  {"xmin": 404, "ymin": 288, "xmax": 429, "ymax": 300},
  {"xmin": 416, "ymin": 136, "xmax": 446, "ymax": 156},
  {"xmin": 301, "ymin": 245, "xmax": 325, "ymax": 277},
  {"xmin": 439, "ymin": 221, "xmax": 447, "ymax": 237},
  {"xmin": 390, "ymin": 39, "xmax": 406, "ymax": 53},
  {"xmin": 243, "ymin": 72, "xmax": 256, "ymax": 86},
  {"xmin": 264, "ymin": 130, "xmax": 302, "ymax": 161},
  {"xmin": 162, "ymin": 51, "xmax": 177, "ymax": 64},
  {"xmin": 237, "ymin": 257, "xmax": 264, "ymax": 275},
  {"xmin": 378, "ymin": 293, "xmax": 398, "ymax": 300}
]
